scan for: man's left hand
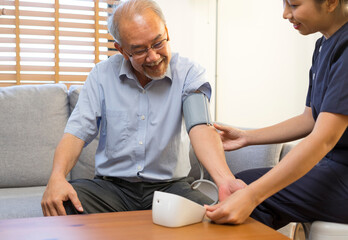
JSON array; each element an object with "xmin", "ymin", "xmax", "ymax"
[{"xmin": 218, "ymin": 178, "xmax": 247, "ymax": 201}]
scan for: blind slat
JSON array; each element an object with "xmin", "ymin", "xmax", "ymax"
[
  {"xmin": 0, "ymin": 66, "xmax": 16, "ymax": 71},
  {"xmin": 59, "ymin": 58, "xmax": 96, "ymax": 63},
  {"xmin": 1, "ymin": 47, "xmax": 55, "ymax": 53},
  {"xmin": 18, "ymin": 2, "xmax": 101, "ymax": 12},
  {"xmin": 0, "ymin": 74, "xmax": 16, "ymax": 80},
  {"xmin": 0, "ymin": 38, "xmax": 15, "ymax": 43},
  {"xmin": 60, "ymin": 21, "xmax": 107, "ymax": 30},
  {"xmin": 20, "ymin": 66, "xmax": 55, "ymax": 71},
  {"xmin": 0, "ymin": 83, "xmax": 17, "ymax": 87},
  {"xmin": 60, "ymin": 67, "xmax": 93, "ymax": 72},
  {"xmin": 0, "ymin": 1, "xmax": 14, "ymax": 7},
  {"xmin": 60, "ymin": 40, "xmax": 98, "ymax": 46},
  {"xmin": 21, "ymin": 38, "xmax": 55, "ymax": 44},
  {"xmin": 0, "ymin": 19, "xmax": 107, "ymax": 30},
  {"xmin": 18, "ymin": 2, "xmax": 54, "ymax": 9},
  {"xmin": 0, "ymin": 27, "xmax": 15, "ymax": 35},
  {"xmin": 21, "ymin": 74, "xmax": 55, "ymax": 81},
  {"xmin": 0, "ymin": 56, "xmax": 16, "ymax": 61},
  {"xmin": 21, "ymin": 57, "xmax": 54, "ymax": 62},
  {"xmin": 5, "ymin": 9, "xmax": 55, "ymax": 18},
  {"xmin": 59, "ymin": 75, "xmax": 88, "ymax": 81},
  {"xmin": 21, "ymin": 57, "xmax": 94, "ymax": 63}
]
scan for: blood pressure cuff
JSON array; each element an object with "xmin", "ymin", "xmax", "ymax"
[{"xmin": 183, "ymin": 92, "xmax": 212, "ymax": 133}]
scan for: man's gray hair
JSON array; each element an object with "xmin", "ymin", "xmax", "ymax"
[{"xmin": 107, "ymin": 0, "xmax": 166, "ymax": 44}]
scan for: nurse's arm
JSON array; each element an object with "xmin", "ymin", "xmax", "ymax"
[
  {"xmin": 248, "ymin": 111, "xmax": 348, "ymax": 206},
  {"xmin": 245, "ymin": 106, "xmax": 315, "ymax": 145}
]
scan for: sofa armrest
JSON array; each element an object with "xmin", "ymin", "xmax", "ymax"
[{"xmin": 280, "ymin": 141, "xmax": 297, "ymax": 160}]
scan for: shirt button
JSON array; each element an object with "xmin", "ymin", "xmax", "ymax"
[
  {"xmin": 139, "ymin": 141, "xmax": 143, "ymax": 145},
  {"xmin": 141, "ymin": 115, "xmax": 145, "ymax": 120},
  {"xmin": 137, "ymin": 165, "xmax": 142, "ymax": 170},
  {"xmin": 142, "ymin": 90, "xmax": 146, "ymax": 94}
]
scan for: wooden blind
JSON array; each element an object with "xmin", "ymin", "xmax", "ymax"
[{"xmin": 0, "ymin": 0, "xmax": 118, "ymax": 87}]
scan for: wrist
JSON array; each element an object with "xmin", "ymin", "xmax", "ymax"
[
  {"xmin": 241, "ymin": 129, "xmax": 251, "ymax": 146},
  {"xmin": 214, "ymin": 174, "xmax": 236, "ymax": 188},
  {"xmin": 246, "ymin": 183, "xmax": 267, "ymax": 206},
  {"xmin": 49, "ymin": 172, "xmax": 67, "ymax": 182}
]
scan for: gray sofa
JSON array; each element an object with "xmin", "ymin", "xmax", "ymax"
[
  {"xmin": 0, "ymin": 84, "xmax": 97, "ymax": 219},
  {"xmin": 0, "ymin": 84, "xmax": 295, "ymax": 236}
]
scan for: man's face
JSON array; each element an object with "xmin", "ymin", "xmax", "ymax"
[{"xmin": 116, "ymin": 9, "xmax": 171, "ymax": 83}]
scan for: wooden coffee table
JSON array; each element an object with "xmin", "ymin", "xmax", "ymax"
[{"xmin": 0, "ymin": 210, "xmax": 290, "ymax": 240}]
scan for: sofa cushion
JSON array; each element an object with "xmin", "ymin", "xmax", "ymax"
[
  {"xmin": 0, "ymin": 186, "xmax": 45, "ymax": 219},
  {"xmin": 0, "ymin": 84, "xmax": 69, "ymax": 187},
  {"xmin": 68, "ymin": 85, "xmax": 97, "ymax": 180},
  {"xmin": 189, "ymin": 143, "xmax": 283, "ymax": 181},
  {"xmin": 224, "ymin": 144, "xmax": 283, "ymax": 174}
]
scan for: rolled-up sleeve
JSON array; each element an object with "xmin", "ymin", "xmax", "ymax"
[
  {"xmin": 182, "ymin": 62, "xmax": 211, "ymax": 102},
  {"xmin": 64, "ymin": 67, "xmax": 102, "ymax": 145}
]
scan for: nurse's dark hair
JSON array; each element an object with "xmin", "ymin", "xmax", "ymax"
[
  {"xmin": 314, "ymin": 0, "xmax": 348, "ymax": 5},
  {"xmin": 314, "ymin": 0, "xmax": 348, "ymax": 14},
  {"xmin": 107, "ymin": 0, "xmax": 166, "ymax": 44}
]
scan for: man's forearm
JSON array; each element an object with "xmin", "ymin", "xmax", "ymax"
[
  {"xmin": 50, "ymin": 133, "xmax": 85, "ymax": 179},
  {"xmin": 189, "ymin": 125, "xmax": 235, "ymax": 186}
]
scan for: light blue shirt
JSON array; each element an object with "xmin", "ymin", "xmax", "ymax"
[{"xmin": 65, "ymin": 52, "xmax": 211, "ymax": 182}]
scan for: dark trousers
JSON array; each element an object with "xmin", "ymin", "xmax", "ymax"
[
  {"xmin": 236, "ymin": 158, "xmax": 348, "ymax": 229},
  {"xmin": 64, "ymin": 176, "xmax": 213, "ymax": 215}
]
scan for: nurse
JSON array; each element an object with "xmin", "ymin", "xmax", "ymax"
[{"xmin": 206, "ymin": 0, "xmax": 348, "ymax": 229}]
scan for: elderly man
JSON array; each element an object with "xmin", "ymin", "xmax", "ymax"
[{"xmin": 41, "ymin": 0, "xmax": 243, "ymax": 216}]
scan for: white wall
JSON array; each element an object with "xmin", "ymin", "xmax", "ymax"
[
  {"xmin": 216, "ymin": 0, "xmax": 321, "ymax": 128},
  {"xmin": 155, "ymin": 0, "xmax": 322, "ymax": 128},
  {"xmin": 156, "ymin": 0, "xmax": 217, "ymax": 118}
]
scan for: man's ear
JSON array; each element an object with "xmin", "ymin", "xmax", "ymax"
[
  {"xmin": 165, "ymin": 25, "xmax": 170, "ymax": 42},
  {"xmin": 114, "ymin": 42, "xmax": 130, "ymax": 60},
  {"xmin": 326, "ymin": 0, "xmax": 340, "ymax": 13}
]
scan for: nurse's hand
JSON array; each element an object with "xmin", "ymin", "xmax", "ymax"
[
  {"xmin": 213, "ymin": 123, "xmax": 247, "ymax": 151},
  {"xmin": 205, "ymin": 186, "xmax": 258, "ymax": 225}
]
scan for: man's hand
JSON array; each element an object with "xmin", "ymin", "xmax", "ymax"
[
  {"xmin": 218, "ymin": 177, "xmax": 247, "ymax": 202},
  {"xmin": 41, "ymin": 176, "xmax": 83, "ymax": 216}
]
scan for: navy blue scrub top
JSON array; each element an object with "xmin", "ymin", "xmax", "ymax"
[{"xmin": 306, "ymin": 21, "xmax": 348, "ymax": 166}]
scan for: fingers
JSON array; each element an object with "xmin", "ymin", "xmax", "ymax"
[
  {"xmin": 205, "ymin": 204, "xmax": 228, "ymax": 223},
  {"xmin": 205, "ymin": 204, "xmax": 228, "ymax": 224},
  {"xmin": 55, "ymin": 200, "xmax": 68, "ymax": 216},
  {"xmin": 41, "ymin": 182, "xmax": 83, "ymax": 216},
  {"xmin": 41, "ymin": 195, "xmax": 82, "ymax": 216},
  {"xmin": 41, "ymin": 195, "xmax": 66, "ymax": 216},
  {"xmin": 69, "ymin": 192, "xmax": 84, "ymax": 213},
  {"xmin": 204, "ymin": 203, "xmax": 220, "ymax": 212},
  {"xmin": 41, "ymin": 200, "xmax": 48, "ymax": 216},
  {"xmin": 213, "ymin": 123, "xmax": 229, "ymax": 132},
  {"xmin": 205, "ymin": 204, "xmax": 244, "ymax": 225}
]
